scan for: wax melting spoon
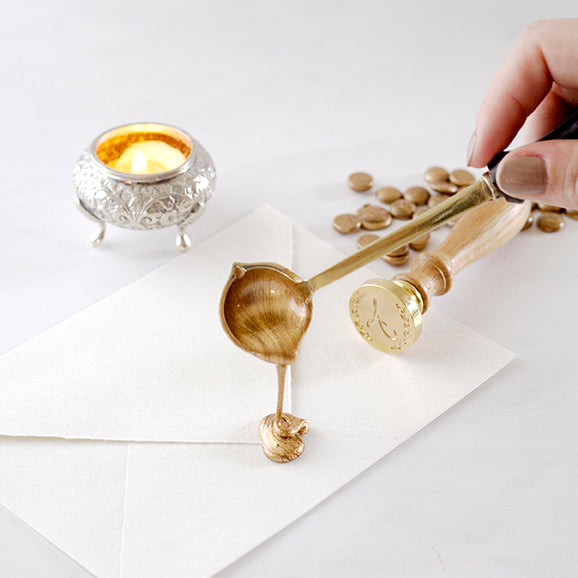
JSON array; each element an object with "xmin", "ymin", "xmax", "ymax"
[{"xmin": 219, "ymin": 111, "xmax": 578, "ymax": 462}]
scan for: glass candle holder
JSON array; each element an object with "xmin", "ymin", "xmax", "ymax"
[{"xmin": 73, "ymin": 122, "xmax": 216, "ymax": 252}]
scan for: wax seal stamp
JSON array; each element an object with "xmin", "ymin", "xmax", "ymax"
[
  {"xmin": 350, "ymin": 279, "xmax": 423, "ymax": 353},
  {"xmin": 350, "ymin": 200, "xmax": 532, "ymax": 353},
  {"xmin": 73, "ymin": 122, "xmax": 216, "ymax": 252}
]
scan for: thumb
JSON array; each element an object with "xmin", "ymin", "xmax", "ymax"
[{"xmin": 496, "ymin": 140, "xmax": 578, "ymax": 210}]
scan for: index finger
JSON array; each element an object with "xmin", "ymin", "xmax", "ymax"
[{"xmin": 469, "ymin": 18, "xmax": 578, "ymax": 168}]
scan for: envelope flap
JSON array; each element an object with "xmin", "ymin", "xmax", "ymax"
[{"xmin": 0, "ymin": 206, "xmax": 293, "ymax": 443}]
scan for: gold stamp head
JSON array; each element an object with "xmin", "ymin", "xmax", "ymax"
[{"xmin": 349, "ymin": 279, "xmax": 423, "ymax": 353}]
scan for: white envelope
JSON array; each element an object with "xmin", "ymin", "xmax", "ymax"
[{"xmin": 0, "ymin": 206, "xmax": 514, "ymax": 578}]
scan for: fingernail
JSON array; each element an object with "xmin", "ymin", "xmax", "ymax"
[
  {"xmin": 466, "ymin": 129, "xmax": 476, "ymax": 166},
  {"xmin": 497, "ymin": 155, "xmax": 547, "ymax": 196}
]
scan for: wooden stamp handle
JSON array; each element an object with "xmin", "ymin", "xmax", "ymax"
[{"xmin": 393, "ymin": 199, "xmax": 531, "ymax": 312}]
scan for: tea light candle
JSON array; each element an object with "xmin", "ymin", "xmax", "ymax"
[
  {"xmin": 111, "ymin": 140, "xmax": 187, "ymax": 174},
  {"xmin": 94, "ymin": 122, "xmax": 192, "ymax": 176}
]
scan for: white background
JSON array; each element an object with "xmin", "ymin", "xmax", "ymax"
[{"xmin": 1, "ymin": 1, "xmax": 577, "ymax": 576}]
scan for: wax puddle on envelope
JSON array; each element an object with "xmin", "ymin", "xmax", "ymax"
[{"xmin": 0, "ymin": 206, "xmax": 515, "ymax": 578}]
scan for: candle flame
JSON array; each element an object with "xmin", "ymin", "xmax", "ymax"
[{"xmin": 131, "ymin": 151, "xmax": 148, "ymax": 174}]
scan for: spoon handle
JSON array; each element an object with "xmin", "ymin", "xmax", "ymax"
[{"xmin": 307, "ymin": 174, "xmax": 499, "ymax": 292}]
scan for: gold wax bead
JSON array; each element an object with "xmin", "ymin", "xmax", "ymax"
[
  {"xmin": 375, "ymin": 186, "xmax": 403, "ymax": 204},
  {"xmin": 357, "ymin": 204, "xmax": 392, "ymax": 230},
  {"xmin": 387, "ymin": 244, "xmax": 409, "ymax": 257},
  {"xmin": 409, "ymin": 233, "xmax": 430, "ymax": 251},
  {"xmin": 382, "ymin": 252, "xmax": 410, "ymax": 266},
  {"xmin": 382, "ymin": 244, "xmax": 410, "ymax": 266},
  {"xmin": 427, "ymin": 193, "xmax": 451, "ymax": 208},
  {"xmin": 361, "ymin": 219, "xmax": 393, "ymax": 231},
  {"xmin": 537, "ymin": 203, "xmax": 563, "ymax": 213},
  {"xmin": 389, "ymin": 198, "xmax": 416, "ymax": 219},
  {"xmin": 403, "ymin": 186, "xmax": 429, "ymax": 206},
  {"xmin": 357, "ymin": 233, "xmax": 380, "ymax": 249},
  {"xmin": 333, "ymin": 213, "xmax": 362, "ymax": 234},
  {"xmin": 566, "ymin": 209, "xmax": 578, "ymax": 220},
  {"xmin": 430, "ymin": 181, "xmax": 459, "ymax": 194},
  {"xmin": 424, "ymin": 166, "xmax": 449, "ymax": 184},
  {"xmin": 357, "ymin": 203, "xmax": 391, "ymax": 222},
  {"xmin": 536, "ymin": 212, "xmax": 565, "ymax": 232},
  {"xmin": 413, "ymin": 205, "xmax": 430, "ymax": 218},
  {"xmin": 348, "ymin": 172, "xmax": 373, "ymax": 192},
  {"xmin": 449, "ymin": 169, "xmax": 475, "ymax": 187}
]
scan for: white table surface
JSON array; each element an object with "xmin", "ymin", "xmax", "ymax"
[{"xmin": 1, "ymin": 1, "xmax": 577, "ymax": 576}]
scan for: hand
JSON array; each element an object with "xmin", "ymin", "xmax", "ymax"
[{"xmin": 467, "ymin": 19, "xmax": 578, "ymax": 210}]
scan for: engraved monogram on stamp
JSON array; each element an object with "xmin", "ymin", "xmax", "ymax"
[{"xmin": 366, "ymin": 297, "xmax": 397, "ymax": 341}]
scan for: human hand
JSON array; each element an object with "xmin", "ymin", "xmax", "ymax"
[{"xmin": 467, "ymin": 18, "xmax": 578, "ymax": 210}]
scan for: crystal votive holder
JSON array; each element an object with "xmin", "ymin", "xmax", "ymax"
[{"xmin": 73, "ymin": 122, "xmax": 216, "ymax": 252}]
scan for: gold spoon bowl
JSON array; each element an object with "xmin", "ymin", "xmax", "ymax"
[{"xmin": 220, "ymin": 263, "xmax": 313, "ymax": 365}]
